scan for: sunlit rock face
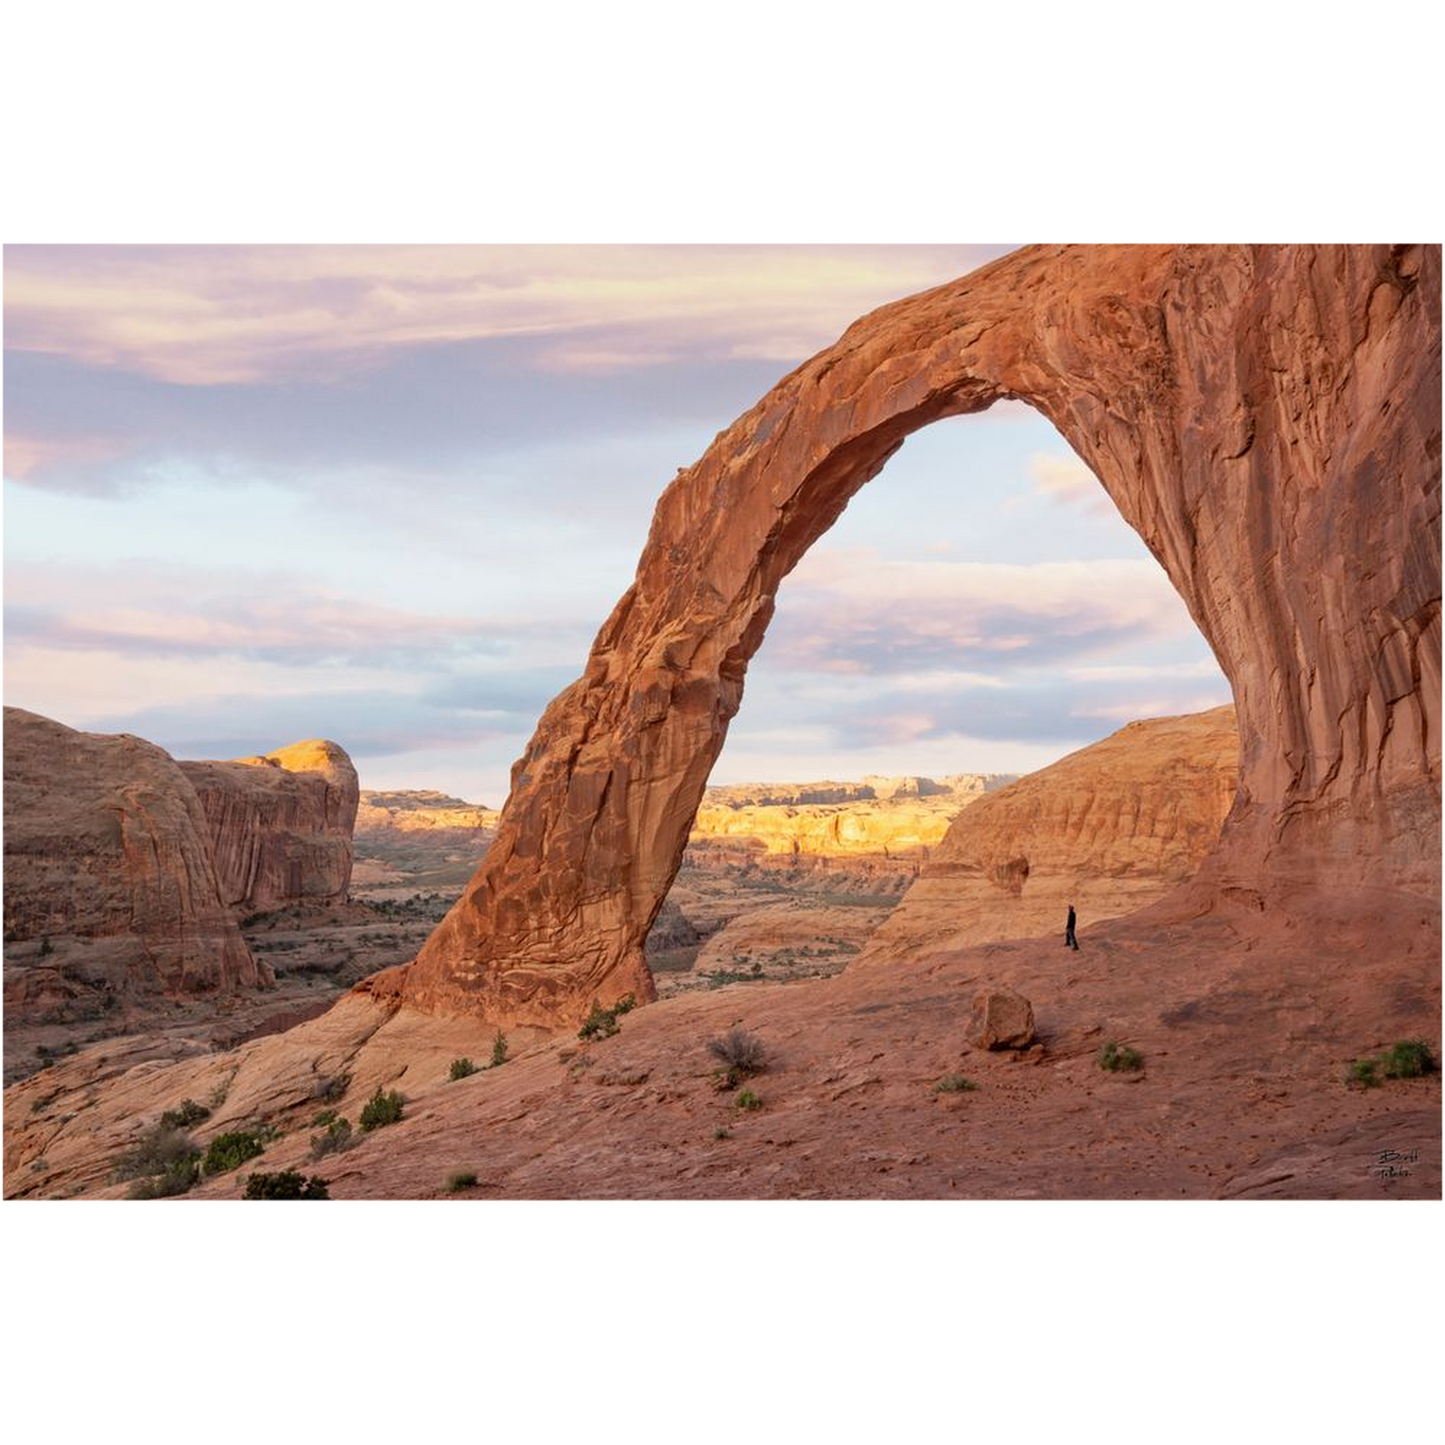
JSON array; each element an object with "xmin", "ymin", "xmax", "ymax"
[
  {"xmin": 180, "ymin": 740, "xmax": 359, "ymax": 914},
  {"xmin": 857, "ymin": 707, "xmax": 1241, "ymax": 966},
  {"xmin": 360, "ymin": 244, "xmax": 1440, "ymax": 1030},
  {"xmin": 2, "ymin": 708, "xmax": 266, "ymax": 1011}
]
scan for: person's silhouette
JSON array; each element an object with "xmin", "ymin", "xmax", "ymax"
[{"xmin": 1065, "ymin": 903, "xmax": 1080, "ymax": 950}]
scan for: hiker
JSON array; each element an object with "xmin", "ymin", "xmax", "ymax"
[{"xmin": 1065, "ymin": 903, "xmax": 1080, "ymax": 951}]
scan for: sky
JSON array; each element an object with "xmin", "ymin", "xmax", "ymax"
[{"xmin": 2, "ymin": 245, "xmax": 1232, "ymax": 805}]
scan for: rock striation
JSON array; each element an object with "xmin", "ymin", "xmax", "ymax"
[
  {"xmin": 2, "ymin": 708, "xmax": 267, "ymax": 1010},
  {"xmin": 180, "ymin": 741, "xmax": 359, "ymax": 915},
  {"xmin": 858, "ymin": 708, "xmax": 1240, "ymax": 966},
  {"xmin": 361, "ymin": 244, "xmax": 1440, "ymax": 1030}
]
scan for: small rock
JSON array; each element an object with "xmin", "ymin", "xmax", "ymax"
[{"xmin": 968, "ymin": 987, "xmax": 1036, "ymax": 1050}]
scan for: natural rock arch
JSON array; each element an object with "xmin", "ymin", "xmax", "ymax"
[{"xmin": 359, "ymin": 243, "xmax": 1441, "ymax": 1028}]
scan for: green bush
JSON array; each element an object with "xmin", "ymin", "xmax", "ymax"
[
  {"xmin": 312, "ymin": 1108, "xmax": 339, "ymax": 1128},
  {"xmin": 449, "ymin": 1057, "xmax": 478, "ymax": 1081},
  {"xmin": 243, "ymin": 1170, "xmax": 330, "ymax": 1200},
  {"xmin": 203, "ymin": 1129, "xmax": 266, "ymax": 1175},
  {"xmin": 359, "ymin": 1086, "xmax": 404, "ymax": 1132},
  {"xmin": 127, "ymin": 1155, "xmax": 200, "ymax": 1199},
  {"xmin": 578, "ymin": 993, "xmax": 638, "ymax": 1041},
  {"xmin": 309, "ymin": 1116, "xmax": 353, "ymax": 1159},
  {"xmin": 113, "ymin": 1123, "xmax": 201, "ymax": 1191},
  {"xmin": 1382, "ymin": 1040, "xmax": 1436, "ymax": 1079},
  {"xmin": 1099, "ymin": 1042, "xmax": 1144, "ymax": 1073},
  {"xmin": 735, "ymin": 1088, "xmax": 762, "ymax": 1111},
  {"xmin": 933, "ymin": 1073, "xmax": 979, "ymax": 1094},
  {"xmin": 490, "ymin": 1030, "xmax": 509, "ymax": 1068},
  {"xmin": 160, "ymin": 1099, "xmax": 211, "ymax": 1130},
  {"xmin": 1346, "ymin": 1056, "xmax": 1380, "ymax": 1088},
  {"xmin": 445, "ymin": 1170, "xmax": 478, "ymax": 1193}
]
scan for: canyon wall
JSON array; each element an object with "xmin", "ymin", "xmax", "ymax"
[
  {"xmin": 2, "ymin": 708, "xmax": 267, "ymax": 1010},
  {"xmin": 359, "ymin": 244, "xmax": 1440, "ymax": 1030},
  {"xmin": 858, "ymin": 707, "xmax": 1240, "ymax": 965},
  {"xmin": 180, "ymin": 741, "xmax": 359, "ymax": 914}
]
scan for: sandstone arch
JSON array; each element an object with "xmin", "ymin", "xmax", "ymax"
[{"xmin": 360, "ymin": 244, "xmax": 1441, "ymax": 1028}]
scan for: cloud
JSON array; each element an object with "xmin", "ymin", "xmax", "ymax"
[
  {"xmin": 765, "ymin": 547, "xmax": 1196, "ymax": 674},
  {"xmin": 1025, "ymin": 449, "xmax": 1113, "ymax": 513},
  {"xmin": 4, "ymin": 244, "xmax": 1015, "ymax": 385}
]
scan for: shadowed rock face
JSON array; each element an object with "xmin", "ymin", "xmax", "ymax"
[
  {"xmin": 180, "ymin": 740, "xmax": 359, "ymax": 914},
  {"xmin": 362, "ymin": 244, "xmax": 1441, "ymax": 1030},
  {"xmin": 857, "ymin": 707, "xmax": 1241, "ymax": 966},
  {"xmin": 2, "ymin": 708, "xmax": 266, "ymax": 1008}
]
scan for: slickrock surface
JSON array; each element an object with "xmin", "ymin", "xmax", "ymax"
[
  {"xmin": 859, "ymin": 708, "xmax": 1239, "ymax": 965},
  {"xmin": 355, "ymin": 790, "xmax": 498, "ymax": 836},
  {"xmin": 181, "ymin": 740, "xmax": 359, "ymax": 914},
  {"xmin": 2, "ymin": 708, "xmax": 266, "ymax": 1012},
  {"xmin": 371, "ymin": 244, "xmax": 1440, "ymax": 1030}
]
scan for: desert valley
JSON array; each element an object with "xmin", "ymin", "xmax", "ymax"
[{"xmin": 3, "ymin": 242, "xmax": 1440, "ymax": 1201}]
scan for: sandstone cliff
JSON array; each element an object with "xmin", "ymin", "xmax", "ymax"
[
  {"xmin": 2, "ymin": 708, "xmax": 268, "ymax": 1011},
  {"xmin": 858, "ymin": 708, "xmax": 1240, "ymax": 966},
  {"xmin": 180, "ymin": 740, "xmax": 359, "ymax": 915},
  {"xmin": 355, "ymin": 789, "xmax": 498, "ymax": 839}
]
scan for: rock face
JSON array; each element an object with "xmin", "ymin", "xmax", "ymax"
[
  {"xmin": 858, "ymin": 708, "xmax": 1240, "ymax": 966},
  {"xmin": 355, "ymin": 790, "xmax": 498, "ymax": 837},
  {"xmin": 2, "ymin": 708, "xmax": 266, "ymax": 1008},
  {"xmin": 363, "ymin": 244, "xmax": 1440, "ymax": 1030},
  {"xmin": 180, "ymin": 741, "xmax": 359, "ymax": 915}
]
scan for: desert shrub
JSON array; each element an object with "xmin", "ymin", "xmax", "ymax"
[
  {"xmin": 1099, "ymin": 1041, "xmax": 1144, "ymax": 1073},
  {"xmin": 203, "ymin": 1129, "xmax": 266, "ymax": 1175},
  {"xmin": 735, "ymin": 1088, "xmax": 762, "ymax": 1111},
  {"xmin": 490, "ymin": 1030, "xmax": 509, "ymax": 1068},
  {"xmin": 160, "ymin": 1099, "xmax": 211, "ymax": 1131},
  {"xmin": 445, "ymin": 1170, "xmax": 478, "ymax": 1193},
  {"xmin": 449, "ymin": 1057, "xmax": 478, "ymax": 1081},
  {"xmin": 933, "ymin": 1073, "xmax": 979, "ymax": 1094},
  {"xmin": 707, "ymin": 1026, "xmax": 766, "ymax": 1076},
  {"xmin": 1346, "ymin": 1057, "xmax": 1380, "ymax": 1088},
  {"xmin": 713, "ymin": 1126, "xmax": 732, "ymax": 1140},
  {"xmin": 1382, "ymin": 1040, "xmax": 1436, "ymax": 1079},
  {"xmin": 243, "ymin": 1170, "xmax": 330, "ymax": 1200},
  {"xmin": 312, "ymin": 1072, "xmax": 350, "ymax": 1102},
  {"xmin": 309, "ymin": 1116, "xmax": 353, "ymax": 1159},
  {"xmin": 577, "ymin": 993, "xmax": 637, "ymax": 1041},
  {"xmin": 359, "ymin": 1086, "xmax": 404, "ymax": 1132},
  {"xmin": 39, "ymin": 937, "xmax": 54, "ymax": 957},
  {"xmin": 312, "ymin": 1108, "xmax": 339, "ymax": 1127},
  {"xmin": 114, "ymin": 1123, "xmax": 200, "ymax": 1182},
  {"xmin": 127, "ymin": 1155, "xmax": 201, "ymax": 1199}
]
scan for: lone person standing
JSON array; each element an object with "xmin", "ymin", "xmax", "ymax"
[{"xmin": 1065, "ymin": 903, "xmax": 1080, "ymax": 950}]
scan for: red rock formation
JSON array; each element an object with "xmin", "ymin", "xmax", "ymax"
[
  {"xmin": 858, "ymin": 708, "xmax": 1240, "ymax": 965},
  {"xmin": 2, "ymin": 708, "xmax": 267, "ymax": 1009},
  {"xmin": 361, "ymin": 244, "xmax": 1439, "ymax": 1031},
  {"xmin": 180, "ymin": 740, "xmax": 359, "ymax": 914}
]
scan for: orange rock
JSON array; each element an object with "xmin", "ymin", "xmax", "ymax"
[
  {"xmin": 377, "ymin": 244, "xmax": 1439, "ymax": 1030},
  {"xmin": 180, "ymin": 740, "xmax": 358, "ymax": 914},
  {"xmin": 968, "ymin": 988, "xmax": 1036, "ymax": 1050},
  {"xmin": 2, "ymin": 708, "xmax": 267, "ymax": 1011},
  {"xmin": 859, "ymin": 708, "xmax": 1239, "ymax": 965}
]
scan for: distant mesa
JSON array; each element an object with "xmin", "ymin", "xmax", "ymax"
[
  {"xmin": 2, "ymin": 707, "xmax": 359, "ymax": 1020},
  {"xmin": 858, "ymin": 707, "xmax": 1240, "ymax": 965}
]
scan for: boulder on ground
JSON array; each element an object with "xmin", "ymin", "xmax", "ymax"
[{"xmin": 969, "ymin": 987, "xmax": 1036, "ymax": 1050}]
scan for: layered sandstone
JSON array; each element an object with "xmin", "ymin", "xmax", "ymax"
[
  {"xmin": 355, "ymin": 790, "xmax": 499, "ymax": 837},
  {"xmin": 859, "ymin": 708, "xmax": 1240, "ymax": 966},
  {"xmin": 362, "ymin": 244, "xmax": 1439, "ymax": 1030},
  {"xmin": 2, "ymin": 708, "xmax": 267, "ymax": 1009},
  {"xmin": 180, "ymin": 740, "xmax": 359, "ymax": 915}
]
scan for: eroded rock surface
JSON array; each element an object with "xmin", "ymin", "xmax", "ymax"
[
  {"xmin": 180, "ymin": 740, "xmax": 359, "ymax": 914},
  {"xmin": 859, "ymin": 708, "xmax": 1240, "ymax": 965},
  {"xmin": 369, "ymin": 244, "xmax": 1439, "ymax": 1030},
  {"xmin": 2, "ymin": 708, "xmax": 266, "ymax": 1012}
]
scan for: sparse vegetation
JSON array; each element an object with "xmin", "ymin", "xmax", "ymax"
[
  {"xmin": 1099, "ymin": 1041, "xmax": 1144, "ymax": 1073},
  {"xmin": 707, "ymin": 1025, "xmax": 767, "ymax": 1077},
  {"xmin": 359, "ymin": 1086, "xmax": 404, "ymax": 1131},
  {"xmin": 243, "ymin": 1170, "xmax": 330, "ymax": 1199},
  {"xmin": 735, "ymin": 1088, "xmax": 762, "ymax": 1111},
  {"xmin": 713, "ymin": 1126, "xmax": 732, "ymax": 1140},
  {"xmin": 312, "ymin": 1072, "xmax": 350, "ymax": 1103},
  {"xmin": 449, "ymin": 1057, "xmax": 478, "ymax": 1081},
  {"xmin": 933, "ymin": 1073, "xmax": 979, "ymax": 1094},
  {"xmin": 114, "ymin": 1122, "xmax": 202, "ymax": 1198},
  {"xmin": 312, "ymin": 1108, "xmax": 339, "ymax": 1127},
  {"xmin": 38, "ymin": 936, "xmax": 54, "ymax": 957},
  {"xmin": 445, "ymin": 1170, "xmax": 478, "ymax": 1192},
  {"xmin": 160, "ymin": 1099, "xmax": 211, "ymax": 1130},
  {"xmin": 203, "ymin": 1129, "xmax": 266, "ymax": 1174},
  {"xmin": 309, "ymin": 1116, "xmax": 354, "ymax": 1159},
  {"xmin": 1348, "ymin": 1040, "xmax": 1437, "ymax": 1088},
  {"xmin": 577, "ymin": 993, "xmax": 637, "ymax": 1041},
  {"xmin": 490, "ymin": 1030, "xmax": 509, "ymax": 1068}
]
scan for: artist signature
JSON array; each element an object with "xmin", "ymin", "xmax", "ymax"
[{"xmin": 1373, "ymin": 1147, "xmax": 1419, "ymax": 1181}]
